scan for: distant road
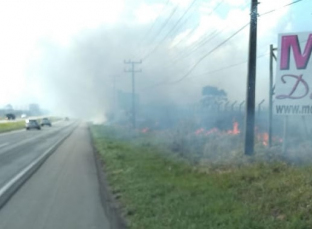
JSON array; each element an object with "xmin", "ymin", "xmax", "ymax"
[{"xmin": 0, "ymin": 122, "xmax": 111, "ymax": 229}]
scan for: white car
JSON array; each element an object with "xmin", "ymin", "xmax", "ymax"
[{"xmin": 25, "ymin": 119, "xmax": 41, "ymax": 130}]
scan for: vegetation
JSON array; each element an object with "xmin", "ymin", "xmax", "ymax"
[
  {"xmin": 91, "ymin": 125, "xmax": 312, "ymax": 229},
  {"xmin": 0, "ymin": 121, "xmax": 25, "ymax": 133},
  {"xmin": 0, "ymin": 116, "xmax": 61, "ymax": 133}
]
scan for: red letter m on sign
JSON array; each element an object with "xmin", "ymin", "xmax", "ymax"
[{"xmin": 280, "ymin": 34, "xmax": 312, "ymax": 70}]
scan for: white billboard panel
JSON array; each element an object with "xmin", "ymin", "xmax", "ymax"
[{"xmin": 274, "ymin": 32, "xmax": 312, "ymax": 115}]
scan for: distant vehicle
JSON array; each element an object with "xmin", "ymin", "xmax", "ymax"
[
  {"xmin": 6, "ymin": 114, "xmax": 16, "ymax": 120},
  {"xmin": 25, "ymin": 119, "xmax": 41, "ymax": 130},
  {"xmin": 21, "ymin": 113, "xmax": 27, "ymax": 118},
  {"xmin": 41, "ymin": 118, "xmax": 52, "ymax": 127}
]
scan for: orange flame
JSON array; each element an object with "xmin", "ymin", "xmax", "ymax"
[
  {"xmin": 262, "ymin": 132, "xmax": 268, "ymax": 146},
  {"xmin": 257, "ymin": 132, "xmax": 269, "ymax": 146},
  {"xmin": 205, "ymin": 128, "xmax": 219, "ymax": 135},
  {"xmin": 227, "ymin": 122, "xmax": 240, "ymax": 135},
  {"xmin": 195, "ymin": 128, "xmax": 205, "ymax": 135}
]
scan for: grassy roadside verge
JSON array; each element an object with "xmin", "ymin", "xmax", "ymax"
[
  {"xmin": 0, "ymin": 121, "xmax": 25, "ymax": 133},
  {"xmin": 91, "ymin": 125, "xmax": 312, "ymax": 229},
  {"xmin": 0, "ymin": 117, "xmax": 61, "ymax": 133}
]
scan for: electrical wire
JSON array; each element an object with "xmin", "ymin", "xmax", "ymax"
[
  {"xmin": 260, "ymin": 0, "xmax": 303, "ymax": 16},
  {"xmin": 163, "ymin": 1, "xmax": 251, "ymax": 69},
  {"xmin": 142, "ymin": 0, "xmax": 198, "ymax": 61},
  {"xmin": 171, "ymin": 0, "xmax": 225, "ymax": 49},
  {"xmin": 141, "ymin": 4, "xmax": 180, "ymax": 53},
  {"xmin": 192, "ymin": 52, "xmax": 269, "ymax": 78},
  {"xmin": 133, "ymin": 0, "xmax": 171, "ymax": 59},
  {"xmin": 164, "ymin": 0, "xmax": 201, "ymax": 43},
  {"xmin": 142, "ymin": 0, "xmax": 305, "ymax": 89},
  {"xmin": 169, "ymin": 22, "xmax": 250, "ymax": 84}
]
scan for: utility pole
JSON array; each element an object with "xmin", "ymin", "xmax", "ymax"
[
  {"xmin": 124, "ymin": 60, "xmax": 142, "ymax": 129},
  {"xmin": 244, "ymin": 0, "xmax": 258, "ymax": 155},
  {"xmin": 269, "ymin": 45, "xmax": 277, "ymax": 147},
  {"xmin": 111, "ymin": 75, "xmax": 120, "ymax": 116}
]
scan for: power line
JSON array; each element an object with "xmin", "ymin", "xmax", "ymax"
[
  {"xmin": 142, "ymin": 0, "xmax": 198, "ymax": 61},
  {"xmin": 139, "ymin": 4, "xmax": 179, "ymax": 57},
  {"xmin": 142, "ymin": 0, "xmax": 304, "ymax": 89},
  {"xmin": 169, "ymin": 22, "xmax": 250, "ymax": 84},
  {"xmin": 192, "ymin": 52, "xmax": 269, "ymax": 77},
  {"xmin": 133, "ymin": 0, "xmax": 171, "ymax": 59},
  {"xmin": 260, "ymin": 0, "xmax": 303, "ymax": 16},
  {"xmin": 170, "ymin": 28, "xmax": 224, "ymax": 65},
  {"xmin": 164, "ymin": 1, "xmax": 251, "ymax": 69},
  {"xmin": 141, "ymin": 23, "xmax": 249, "ymax": 91},
  {"xmin": 141, "ymin": 0, "xmax": 303, "ymax": 89},
  {"xmin": 164, "ymin": 0, "xmax": 201, "ymax": 42},
  {"xmin": 171, "ymin": 0, "xmax": 225, "ymax": 49},
  {"xmin": 175, "ymin": 0, "xmax": 304, "ymax": 68},
  {"xmin": 140, "ymin": 24, "xmax": 250, "ymax": 92}
]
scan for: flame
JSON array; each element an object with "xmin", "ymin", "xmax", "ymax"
[
  {"xmin": 273, "ymin": 136, "xmax": 283, "ymax": 143},
  {"xmin": 227, "ymin": 122, "xmax": 240, "ymax": 135},
  {"xmin": 195, "ymin": 122, "xmax": 241, "ymax": 136},
  {"xmin": 257, "ymin": 132, "xmax": 269, "ymax": 146},
  {"xmin": 195, "ymin": 128, "xmax": 205, "ymax": 135},
  {"xmin": 262, "ymin": 132, "xmax": 268, "ymax": 146},
  {"xmin": 195, "ymin": 128, "xmax": 219, "ymax": 135},
  {"xmin": 205, "ymin": 128, "xmax": 219, "ymax": 135}
]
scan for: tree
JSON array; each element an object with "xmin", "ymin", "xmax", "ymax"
[
  {"xmin": 201, "ymin": 86, "xmax": 228, "ymax": 108},
  {"xmin": 29, "ymin": 103, "xmax": 40, "ymax": 115},
  {"xmin": 4, "ymin": 104, "xmax": 13, "ymax": 111}
]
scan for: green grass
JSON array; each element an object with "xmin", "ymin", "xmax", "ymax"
[
  {"xmin": 0, "ymin": 121, "xmax": 25, "ymax": 133},
  {"xmin": 91, "ymin": 125, "xmax": 312, "ymax": 229},
  {"xmin": 0, "ymin": 117, "xmax": 61, "ymax": 133}
]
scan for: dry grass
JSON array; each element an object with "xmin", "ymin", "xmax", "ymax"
[{"xmin": 91, "ymin": 125, "xmax": 312, "ymax": 229}]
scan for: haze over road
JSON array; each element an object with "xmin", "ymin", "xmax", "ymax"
[{"xmin": 0, "ymin": 122, "xmax": 111, "ymax": 229}]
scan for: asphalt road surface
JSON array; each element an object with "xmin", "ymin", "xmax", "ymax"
[{"xmin": 0, "ymin": 122, "xmax": 111, "ymax": 229}]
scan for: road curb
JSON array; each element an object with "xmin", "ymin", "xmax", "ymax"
[
  {"xmin": 89, "ymin": 126, "xmax": 127, "ymax": 229},
  {"xmin": 0, "ymin": 123, "xmax": 78, "ymax": 209}
]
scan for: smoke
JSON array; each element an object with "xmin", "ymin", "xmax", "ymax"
[{"xmin": 23, "ymin": 0, "xmax": 302, "ymax": 123}]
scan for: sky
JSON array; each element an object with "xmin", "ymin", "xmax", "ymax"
[{"xmin": 0, "ymin": 0, "xmax": 310, "ymax": 119}]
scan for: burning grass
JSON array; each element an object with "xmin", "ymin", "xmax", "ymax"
[
  {"xmin": 91, "ymin": 125, "xmax": 312, "ymax": 229},
  {"xmin": 101, "ymin": 119, "xmax": 312, "ymax": 167}
]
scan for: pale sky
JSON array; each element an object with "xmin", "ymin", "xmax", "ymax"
[{"xmin": 0, "ymin": 0, "xmax": 310, "ymax": 116}]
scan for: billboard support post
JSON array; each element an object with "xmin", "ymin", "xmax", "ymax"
[
  {"xmin": 302, "ymin": 116, "xmax": 309, "ymax": 138},
  {"xmin": 269, "ymin": 45, "xmax": 277, "ymax": 147},
  {"xmin": 282, "ymin": 116, "xmax": 289, "ymax": 154}
]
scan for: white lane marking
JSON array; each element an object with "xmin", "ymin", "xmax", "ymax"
[
  {"xmin": 0, "ymin": 143, "xmax": 9, "ymax": 149},
  {"xmin": 0, "ymin": 122, "xmax": 74, "ymax": 156},
  {"xmin": 0, "ymin": 130, "xmax": 72, "ymax": 199}
]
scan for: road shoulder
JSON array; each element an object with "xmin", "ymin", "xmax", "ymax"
[{"xmin": 0, "ymin": 123, "xmax": 111, "ymax": 229}]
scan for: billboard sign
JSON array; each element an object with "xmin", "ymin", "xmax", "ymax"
[{"xmin": 274, "ymin": 32, "xmax": 312, "ymax": 115}]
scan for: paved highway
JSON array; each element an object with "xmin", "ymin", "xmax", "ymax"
[
  {"xmin": 0, "ymin": 120, "xmax": 74, "ymax": 189},
  {"xmin": 0, "ymin": 122, "xmax": 111, "ymax": 229}
]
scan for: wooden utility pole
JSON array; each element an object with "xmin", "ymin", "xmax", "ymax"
[
  {"xmin": 124, "ymin": 60, "xmax": 142, "ymax": 129},
  {"xmin": 244, "ymin": 0, "xmax": 259, "ymax": 155},
  {"xmin": 111, "ymin": 75, "xmax": 120, "ymax": 116}
]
